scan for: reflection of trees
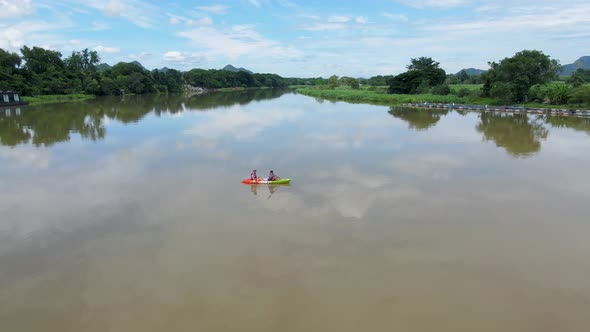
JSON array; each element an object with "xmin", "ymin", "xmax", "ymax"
[
  {"xmin": 476, "ymin": 113, "xmax": 549, "ymax": 157},
  {"xmin": 0, "ymin": 89, "xmax": 289, "ymax": 146},
  {"xmin": 388, "ymin": 107, "xmax": 449, "ymax": 131},
  {"xmin": 540, "ymin": 115, "xmax": 590, "ymax": 136}
]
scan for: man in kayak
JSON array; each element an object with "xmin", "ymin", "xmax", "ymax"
[
  {"xmin": 250, "ymin": 169, "xmax": 258, "ymax": 180},
  {"xmin": 267, "ymin": 170, "xmax": 280, "ymax": 181}
]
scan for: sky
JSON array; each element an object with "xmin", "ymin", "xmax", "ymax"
[{"xmin": 1, "ymin": 0, "xmax": 589, "ymax": 77}]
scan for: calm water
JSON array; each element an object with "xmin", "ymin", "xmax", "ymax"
[{"xmin": 1, "ymin": 90, "xmax": 590, "ymax": 332}]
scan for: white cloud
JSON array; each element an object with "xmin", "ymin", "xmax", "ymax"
[
  {"xmin": 395, "ymin": 0, "xmax": 468, "ymax": 8},
  {"xmin": 94, "ymin": 45, "xmax": 120, "ymax": 53},
  {"xmin": 91, "ymin": 21, "xmax": 111, "ymax": 31},
  {"xmin": 162, "ymin": 51, "xmax": 206, "ymax": 66},
  {"xmin": 0, "ymin": 20, "xmax": 67, "ymax": 50},
  {"xmin": 301, "ymin": 23, "xmax": 346, "ymax": 31},
  {"xmin": 249, "ymin": 0, "xmax": 261, "ymax": 7},
  {"xmin": 355, "ymin": 16, "xmax": 367, "ymax": 24},
  {"xmin": 177, "ymin": 25, "xmax": 302, "ymax": 60},
  {"xmin": 0, "ymin": 0, "xmax": 34, "ymax": 18},
  {"xmin": 196, "ymin": 4, "xmax": 229, "ymax": 14},
  {"xmin": 474, "ymin": 4, "xmax": 499, "ymax": 12},
  {"xmin": 187, "ymin": 17, "xmax": 213, "ymax": 26},
  {"xmin": 128, "ymin": 52, "xmax": 152, "ymax": 61},
  {"xmin": 382, "ymin": 12, "xmax": 409, "ymax": 22},
  {"xmin": 328, "ymin": 15, "xmax": 350, "ymax": 23},
  {"xmin": 82, "ymin": 0, "xmax": 157, "ymax": 28},
  {"xmin": 169, "ymin": 16, "xmax": 179, "ymax": 25}
]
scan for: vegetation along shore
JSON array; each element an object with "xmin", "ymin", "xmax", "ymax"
[{"xmin": 1, "ymin": 46, "xmax": 589, "ymax": 109}]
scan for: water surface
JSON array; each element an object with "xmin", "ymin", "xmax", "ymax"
[{"xmin": 1, "ymin": 90, "xmax": 590, "ymax": 332}]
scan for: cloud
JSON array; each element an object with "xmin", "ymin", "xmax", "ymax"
[
  {"xmin": 167, "ymin": 13, "xmax": 212, "ymax": 27},
  {"xmin": 128, "ymin": 52, "xmax": 152, "ymax": 61},
  {"xmin": 82, "ymin": 0, "xmax": 157, "ymax": 28},
  {"xmin": 328, "ymin": 15, "xmax": 350, "ymax": 23},
  {"xmin": 196, "ymin": 4, "xmax": 229, "ymax": 14},
  {"xmin": 91, "ymin": 21, "xmax": 110, "ymax": 31},
  {"xmin": 395, "ymin": 0, "xmax": 468, "ymax": 8},
  {"xmin": 162, "ymin": 51, "xmax": 206, "ymax": 66},
  {"xmin": 177, "ymin": 25, "xmax": 302, "ymax": 60},
  {"xmin": 301, "ymin": 23, "xmax": 346, "ymax": 31},
  {"xmin": 0, "ymin": 20, "xmax": 68, "ymax": 50},
  {"xmin": 355, "ymin": 16, "xmax": 367, "ymax": 24},
  {"xmin": 0, "ymin": 0, "xmax": 34, "ymax": 18},
  {"xmin": 382, "ymin": 12, "xmax": 409, "ymax": 22},
  {"xmin": 94, "ymin": 45, "xmax": 120, "ymax": 53},
  {"xmin": 249, "ymin": 0, "xmax": 261, "ymax": 7},
  {"xmin": 187, "ymin": 17, "xmax": 213, "ymax": 26}
]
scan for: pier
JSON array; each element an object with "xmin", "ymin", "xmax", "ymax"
[{"xmin": 400, "ymin": 103, "xmax": 590, "ymax": 118}]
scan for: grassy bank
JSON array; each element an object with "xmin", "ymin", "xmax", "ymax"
[
  {"xmin": 22, "ymin": 94, "xmax": 96, "ymax": 105},
  {"xmin": 296, "ymin": 85, "xmax": 589, "ymax": 109},
  {"xmin": 295, "ymin": 86, "xmax": 497, "ymax": 105}
]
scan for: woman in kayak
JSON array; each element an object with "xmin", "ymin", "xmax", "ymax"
[
  {"xmin": 250, "ymin": 169, "xmax": 258, "ymax": 180},
  {"xmin": 267, "ymin": 170, "xmax": 280, "ymax": 181}
]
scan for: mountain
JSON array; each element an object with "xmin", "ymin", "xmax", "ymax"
[
  {"xmin": 130, "ymin": 61, "xmax": 146, "ymax": 70},
  {"xmin": 96, "ymin": 63, "xmax": 111, "ymax": 72},
  {"xmin": 223, "ymin": 64, "xmax": 253, "ymax": 74},
  {"xmin": 560, "ymin": 56, "xmax": 590, "ymax": 76},
  {"xmin": 157, "ymin": 67, "xmax": 170, "ymax": 73},
  {"xmin": 456, "ymin": 68, "xmax": 486, "ymax": 76}
]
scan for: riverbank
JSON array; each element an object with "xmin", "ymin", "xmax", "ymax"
[
  {"xmin": 295, "ymin": 86, "xmax": 590, "ymax": 109},
  {"xmin": 295, "ymin": 86, "xmax": 493, "ymax": 105},
  {"xmin": 22, "ymin": 94, "xmax": 96, "ymax": 105}
]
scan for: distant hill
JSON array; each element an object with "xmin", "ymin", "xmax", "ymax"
[
  {"xmin": 157, "ymin": 67, "xmax": 170, "ymax": 73},
  {"xmin": 130, "ymin": 61, "xmax": 146, "ymax": 70},
  {"xmin": 560, "ymin": 56, "xmax": 590, "ymax": 76},
  {"xmin": 96, "ymin": 63, "xmax": 111, "ymax": 72},
  {"xmin": 456, "ymin": 68, "xmax": 486, "ymax": 76},
  {"xmin": 223, "ymin": 64, "xmax": 253, "ymax": 74}
]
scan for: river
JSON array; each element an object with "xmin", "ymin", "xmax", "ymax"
[{"xmin": 1, "ymin": 90, "xmax": 589, "ymax": 332}]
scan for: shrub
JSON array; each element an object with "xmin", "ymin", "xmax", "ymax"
[
  {"xmin": 569, "ymin": 85, "xmax": 590, "ymax": 104},
  {"xmin": 432, "ymin": 84, "xmax": 450, "ymax": 95}
]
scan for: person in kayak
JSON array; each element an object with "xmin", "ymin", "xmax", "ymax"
[
  {"xmin": 250, "ymin": 169, "xmax": 258, "ymax": 180},
  {"xmin": 267, "ymin": 170, "xmax": 280, "ymax": 181}
]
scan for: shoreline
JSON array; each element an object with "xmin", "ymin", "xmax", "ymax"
[
  {"xmin": 295, "ymin": 87, "xmax": 590, "ymax": 110},
  {"xmin": 22, "ymin": 94, "xmax": 96, "ymax": 105}
]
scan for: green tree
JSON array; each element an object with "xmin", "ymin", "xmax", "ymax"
[
  {"xmin": 456, "ymin": 70, "xmax": 469, "ymax": 83},
  {"xmin": 566, "ymin": 69, "xmax": 590, "ymax": 87},
  {"xmin": 328, "ymin": 75, "xmax": 339, "ymax": 89},
  {"xmin": 388, "ymin": 57, "xmax": 446, "ymax": 94},
  {"xmin": 489, "ymin": 82, "xmax": 513, "ymax": 105},
  {"xmin": 482, "ymin": 50, "xmax": 560, "ymax": 102},
  {"xmin": 546, "ymin": 84, "xmax": 570, "ymax": 104}
]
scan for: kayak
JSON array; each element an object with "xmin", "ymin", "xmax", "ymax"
[{"xmin": 242, "ymin": 178, "xmax": 291, "ymax": 185}]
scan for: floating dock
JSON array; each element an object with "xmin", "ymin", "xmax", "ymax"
[{"xmin": 400, "ymin": 103, "xmax": 590, "ymax": 118}]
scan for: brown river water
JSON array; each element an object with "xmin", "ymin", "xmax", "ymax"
[{"xmin": 1, "ymin": 90, "xmax": 589, "ymax": 332}]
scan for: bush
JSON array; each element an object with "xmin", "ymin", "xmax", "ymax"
[
  {"xmin": 569, "ymin": 85, "xmax": 590, "ymax": 104},
  {"xmin": 456, "ymin": 87, "xmax": 471, "ymax": 97},
  {"xmin": 432, "ymin": 84, "xmax": 450, "ymax": 95},
  {"xmin": 546, "ymin": 84, "xmax": 571, "ymax": 104}
]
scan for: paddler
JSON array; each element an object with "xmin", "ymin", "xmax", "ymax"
[
  {"xmin": 250, "ymin": 169, "xmax": 258, "ymax": 180},
  {"xmin": 267, "ymin": 170, "xmax": 280, "ymax": 181}
]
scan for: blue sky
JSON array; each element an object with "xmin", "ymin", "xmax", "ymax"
[{"xmin": 1, "ymin": 0, "xmax": 589, "ymax": 77}]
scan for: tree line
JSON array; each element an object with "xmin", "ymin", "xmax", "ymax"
[
  {"xmin": 381, "ymin": 50, "xmax": 590, "ymax": 105},
  {"xmin": 0, "ymin": 46, "xmax": 318, "ymax": 96}
]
